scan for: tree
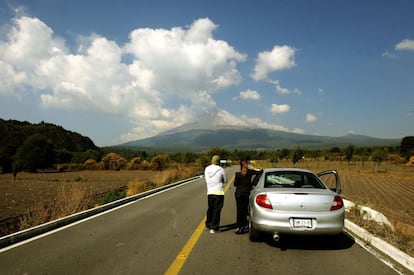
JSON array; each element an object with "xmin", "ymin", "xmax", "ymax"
[
  {"xmin": 344, "ymin": 144, "xmax": 355, "ymax": 164},
  {"xmin": 208, "ymin": 147, "xmax": 230, "ymax": 160},
  {"xmin": 0, "ymin": 147, "xmax": 12, "ymax": 173},
  {"xmin": 150, "ymin": 154, "xmax": 170, "ymax": 170},
  {"xmin": 292, "ymin": 147, "xmax": 304, "ymax": 165},
  {"xmin": 400, "ymin": 136, "xmax": 414, "ymax": 160},
  {"xmin": 101, "ymin": 153, "xmax": 127, "ymax": 170},
  {"xmin": 278, "ymin": 148, "xmax": 290, "ymax": 160},
  {"xmin": 182, "ymin": 151, "xmax": 198, "ymax": 164},
  {"xmin": 15, "ymin": 134, "xmax": 55, "ymax": 173},
  {"xmin": 330, "ymin": 147, "xmax": 341, "ymax": 154},
  {"xmin": 372, "ymin": 147, "xmax": 389, "ymax": 172},
  {"xmin": 54, "ymin": 149, "xmax": 73, "ymax": 164},
  {"xmin": 356, "ymin": 147, "xmax": 370, "ymax": 167},
  {"xmin": 268, "ymin": 150, "xmax": 279, "ymax": 164}
]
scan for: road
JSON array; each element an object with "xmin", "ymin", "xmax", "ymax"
[{"xmin": 0, "ymin": 166, "xmax": 405, "ymax": 274}]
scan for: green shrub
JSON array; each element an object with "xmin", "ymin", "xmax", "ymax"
[{"xmin": 101, "ymin": 189, "xmax": 126, "ymax": 205}]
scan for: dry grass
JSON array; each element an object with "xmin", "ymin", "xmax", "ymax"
[
  {"xmin": 126, "ymin": 166, "xmax": 196, "ymax": 196},
  {"xmin": 0, "ymin": 165, "xmax": 201, "ymax": 235},
  {"xmin": 18, "ymin": 183, "xmax": 90, "ymax": 230}
]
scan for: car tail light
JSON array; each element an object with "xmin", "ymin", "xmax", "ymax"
[
  {"xmin": 256, "ymin": 194, "xmax": 273, "ymax": 209},
  {"xmin": 330, "ymin": 195, "xmax": 344, "ymax": 211}
]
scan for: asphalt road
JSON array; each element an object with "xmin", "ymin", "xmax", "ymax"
[{"xmin": 0, "ymin": 167, "xmax": 403, "ymax": 274}]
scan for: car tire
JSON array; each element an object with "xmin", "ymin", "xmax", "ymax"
[{"xmin": 249, "ymin": 221, "xmax": 261, "ymax": 242}]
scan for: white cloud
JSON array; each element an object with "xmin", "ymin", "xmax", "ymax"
[
  {"xmin": 292, "ymin": 128, "xmax": 305, "ymax": 134},
  {"xmin": 270, "ymin": 80, "xmax": 301, "ymax": 95},
  {"xmin": 124, "ymin": 17, "xmax": 246, "ymax": 102},
  {"xmin": 270, "ymin": 103, "xmax": 290, "ymax": 114},
  {"xmin": 395, "ymin": 39, "xmax": 414, "ymax": 51},
  {"xmin": 241, "ymin": 115, "xmax": 304, "ymax": 134},
  {"xmin": 383, "ymin": 38, "xmax": 414, "ymax": 59},
  {"xmin": 251, "ymin": 45, "xmax": 296, "ymax": 81},
  {"xmin": 0, "ymin": 16, "xmax": 247, "ymax": 141},
  {"xmin": 382, "ymin": 51, "xmax": 399, "ymax": 59},
  {"xmin": 236, "ymin": 89, "xmax": 261, "ymax": 100},
  {"xmin": 275, "ymin": 84, "xmax": 290, "ymax": 94},
  {"xmin": 1, "ymin": 16, "xmax": 67, "ymax": 69},
  {"xmin": 306, "ymin": 113, "xmax": 317, "ymax": 122},
  {"xmin": 242, "ymin": 116, "xmax": 289, "ymax": 131}
]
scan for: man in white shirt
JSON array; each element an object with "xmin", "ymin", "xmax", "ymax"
[{"xmin": 204, "ymin": 155, "xmax": 227, "ymax": 233}]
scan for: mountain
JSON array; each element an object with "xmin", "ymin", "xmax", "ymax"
[
  {"xmin": 162, "ymin": 109, "xmax": 257, "ymax": 134},
  {"xmin": 121, "ymin": 111, "xmax": 400, "ymax": 151}
]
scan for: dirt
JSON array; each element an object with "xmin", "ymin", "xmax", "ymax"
[{"xmin": 0, "ymin": 170, "xmax": 161, "ymax": 231}]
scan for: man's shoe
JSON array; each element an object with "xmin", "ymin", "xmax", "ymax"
[
  {"xmin": 209, "ymin": 229, "xmax": 216, "ymax": 234},
  {"xmin": 235, "ymin": 228, "xmax": 243, "ymax": 234}
]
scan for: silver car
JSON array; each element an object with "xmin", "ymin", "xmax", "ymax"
[{"xmin": 248, "ymin": 168, "xmax": 344, "ymax": 242}]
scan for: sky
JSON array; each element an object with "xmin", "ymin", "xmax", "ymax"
[{"xmin": 0, "ymin": 0, "xmax": 413, "ymax": 146}]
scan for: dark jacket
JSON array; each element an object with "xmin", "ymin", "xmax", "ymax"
[{"xmin": 234, "ymin": 169, "xmax": 261, "ymax": 194}]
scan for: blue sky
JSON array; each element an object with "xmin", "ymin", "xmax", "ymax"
[{"xmin": 0, "ymin": 0, "xmax": 413, "ymax": 146}]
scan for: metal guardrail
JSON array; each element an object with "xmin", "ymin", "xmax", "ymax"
[{"xmin": 0, "ymin": 175, "xmax": 202, "ymax": 249}]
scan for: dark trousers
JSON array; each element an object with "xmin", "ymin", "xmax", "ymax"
[
  {"xmin": 235, "ymin": 192, "xmax": 250, "ymax": 228},
  {"xmin": 206, "ymin": 194, "xmax": 224, "ymax": 230}
]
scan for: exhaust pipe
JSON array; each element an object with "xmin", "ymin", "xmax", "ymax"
[{"xmin": 272, "ymin": 233, "xmax": 280, "ymax": 242}]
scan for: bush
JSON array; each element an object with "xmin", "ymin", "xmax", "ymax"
[
  {"xmin": 126, "ymin": 157, "xmax": 142, "ymax": 170},
  {"xmin": 101, "ymin": 153, "xmax": 127, "ymax": 170},
  {"xmin": 150, "ymin": 154, "xmax": 170, "ymax": 170},
  {"xmin": 83, "ymin": 159, "xmax": 97, "ymax": 170},
  {"xmin": 101, "ymin": 189, "xmax": 126, "ymax": 204}
]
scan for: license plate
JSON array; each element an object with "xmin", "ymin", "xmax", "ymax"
[{"xmin": 292, "ymin": 218, "xmax": 312, "ymax": 228}]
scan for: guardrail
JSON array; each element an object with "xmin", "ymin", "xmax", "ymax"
[{"xmin": 0, "ymin": 175, "xmax": 202, "ymax": 249}]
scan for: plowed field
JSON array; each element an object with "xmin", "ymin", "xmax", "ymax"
[{"xmin": 341, "ymin": 171, "xmax": 414, "ymax": 229}]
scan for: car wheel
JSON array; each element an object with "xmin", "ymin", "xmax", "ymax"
[{"xmin": 249, "ymin": 220, "xmax": 261, "ymax": 242}]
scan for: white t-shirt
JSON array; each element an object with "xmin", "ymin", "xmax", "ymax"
[{"xmin": 204, "ymin": 164, "xmax": 227, "ymax": 195}]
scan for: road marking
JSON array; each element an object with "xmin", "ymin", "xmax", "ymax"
[
  {"xmin": 164, "ymin": 175, "xmax": 234, "ymax": 275},
  {"xmin": 164, "ymin": 217, "xmax": 206, "ymax": 275}
]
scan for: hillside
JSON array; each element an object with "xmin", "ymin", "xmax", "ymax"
[{"xmin": 0, "ymin": 119, "xmax": 100, "ymax": 172}]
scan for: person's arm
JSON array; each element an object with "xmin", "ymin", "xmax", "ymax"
[
  {"xmin": 251, "ymin": 169, "xmax": 263, "ymax": 186},
  {"xmin": 248, "ymin": 168, "xmax": 262, "ymax": 175},
  {"xmin": 221, "ymin": 168, "xmax": 228, "ymax": 184},
  {"xmin": 234, "ymin": 172, "xmax": 240, "ymax": 186}
]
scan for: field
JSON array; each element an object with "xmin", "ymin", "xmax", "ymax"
[
  {"xmin": 0, "ymin": 166, "xmax": 200, "ymax": 236},
  {"xmin": 0, "ymin": 160, "xmax": 413, "ymax": 256}
]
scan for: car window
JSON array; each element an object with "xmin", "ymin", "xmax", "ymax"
[{"xmin": 264, "ymin": 171, "xmax": 325, "ymax": 189}]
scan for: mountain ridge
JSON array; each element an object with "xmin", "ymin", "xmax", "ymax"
[
  {"xmin": 121, "ymin": 127, "xmax": 399, "ymax": 152},
  {"xmin": 119, "ymin": 109, "xmax": 400, "ymax": 151}
]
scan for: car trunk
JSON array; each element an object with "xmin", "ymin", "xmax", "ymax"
[{"xmin": 266, "ymin": 189, "xmax": 335, "ymax": 212}]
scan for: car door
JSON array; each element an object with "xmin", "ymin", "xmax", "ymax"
[{"xmin": 317, "ymin": 170, "xmax": 341, "ymax": 194}]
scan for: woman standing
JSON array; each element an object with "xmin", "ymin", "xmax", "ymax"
[
  {"xmin": 204, "ymin": 155, "xmax": 227, "ymax": 234},
  {"xmin": 234, "ymin": 160, "xmax": 261, "ymax": 234}
]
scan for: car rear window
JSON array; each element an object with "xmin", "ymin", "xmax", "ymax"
[{"xmin": 264, "ymin": 171, "xmax": 325, "ymax": 189}]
